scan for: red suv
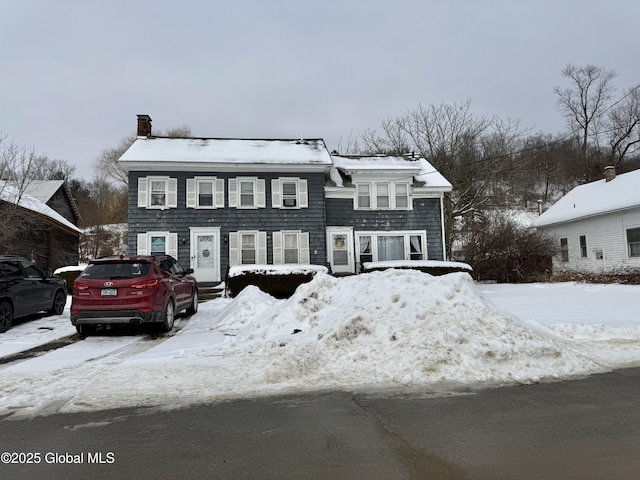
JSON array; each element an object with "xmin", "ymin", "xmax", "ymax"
[{"xmin": 71, "ymin": 255, "xmax": 198, "ymax": 335}]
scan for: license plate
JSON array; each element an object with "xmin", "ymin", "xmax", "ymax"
[{"xmin": 101, "ymin": 288, "xmax": 118, "ymax": 296}]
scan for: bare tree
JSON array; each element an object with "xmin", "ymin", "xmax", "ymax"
[
  {"xmin": 359, "ymin": 100, "xmax": 527, "ymax": 257},
  {"xmin": 606, "ymin": 85, "xmax": 640, "ymax": 169},
  {"xmin": 29, "ymin": 155, "xmax": 76, "ymax": 181},
  {"xmin": 360, "ymin": 116, "xmax": 412, "ymax": 155},
  {"xmin": 94, "ymin": 134, "xmax": 136, "ymax": 187},
  {"xmin": 94, "ymin": 125, "xmax": 192, "ymax": 187},
  {"xmin": 334, "ymin": 131, "xmax": 361, "ymax": 155},
  {"xmin": 0, "ymin": 134, "xmax": 40, "ymax": 204},
  {"xmin": 554, "ymin": 64, "xmax": 617, "ymax": 181},
  {"xmin": 0, "ymin": 134, "xmax": 49, "ymax": 255}
]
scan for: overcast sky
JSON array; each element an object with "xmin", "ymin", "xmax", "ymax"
[{"xmin": 2, "ymin": 0, "xmax": 640, "ymax": 180}]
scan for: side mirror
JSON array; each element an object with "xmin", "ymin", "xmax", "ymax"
[{"xmin": 185, "ymin": 268, "xmax": 194, "ymax": 275}]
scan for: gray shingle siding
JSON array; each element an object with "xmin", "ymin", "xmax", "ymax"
[
  {"xmin": 128, "ymin": 171, "xmax": 328, "ymax": 271},
  {"xmin": 325, "ymin": 197, "xmax": 445, "ymax": 260}
]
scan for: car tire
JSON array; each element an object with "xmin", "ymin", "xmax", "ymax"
[
  {"xmin": 186, "ymin": 289, "xmax": 198, "ymax": 315},
  {"xmin": 76, "ymin": 324, "xmax": 95, "ymax": 337},
  {"xmin": 48, "ymin": 290, "xmax": 66, "ymax": 315},
  {"xmin": 0, "ymin": 301, "xmax": 13, "ymax": 333},
  {"xmin": 159, "ymin": 298, "xmax": 175, "ymax": 332}
]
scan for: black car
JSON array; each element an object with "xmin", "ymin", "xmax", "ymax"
[{"xmin": 0, "ymin": 255, "xmax": 68, "ymax": 333}]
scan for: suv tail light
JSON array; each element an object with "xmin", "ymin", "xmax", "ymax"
[
  {"xmin": 74, "ymin": 282, "xmax": 89, "ymax": 294},
  {"xmin": 131, "ymin": 279, "xmax": 160, "ymax": 289}
]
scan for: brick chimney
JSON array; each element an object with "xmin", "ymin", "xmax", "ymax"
[
  {"xmin": 604, "ymin": 165, "xmax": 616, "ymax": 182},
  {"xmin": 137, "ymin": 114, "xmax": 152, "ymax": 137}
]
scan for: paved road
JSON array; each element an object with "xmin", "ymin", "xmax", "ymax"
[{"xmin": 2, "ymin": 367, "xmax": 640, "ymax": 479}]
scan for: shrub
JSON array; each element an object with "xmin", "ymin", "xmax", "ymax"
[
  {"xmin": 54, "ymin": 265, "xmax": 86, "ymax": 291},
  {"xmin": 226, "ymin": 265, "xmax": 328, "ymax": 298},
  {"xmin": 551, "ymin": 269, "xmax": 640, "ymax": 285},
  {"xmin": 457, "ymin": 212, "xmax": 556, "ymax": 283}
]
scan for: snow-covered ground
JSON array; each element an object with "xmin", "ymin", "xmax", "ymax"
[{"xmin": 1, "ymin": 270, "xmax": 639, "ymax": 418}]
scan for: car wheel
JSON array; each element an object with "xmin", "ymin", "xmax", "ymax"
[
  {"xmin": 48, "ymin": 290, "xmax": 66, "ymax": 315},
  {"xmin": 186, "ymin": 289, "xmax": 198, "ymax": 315},
  {"xmin": 159, "ymin": 299, "xmax": 175, "ymax": 332},
  {"xmin": 0, "ymin": 301, "xmax": 13, "ymax": 333}
]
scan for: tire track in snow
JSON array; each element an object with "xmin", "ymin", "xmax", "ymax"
[{"xmin": 0, "ymin": 320, "xmax": 191, "ymax": 419}]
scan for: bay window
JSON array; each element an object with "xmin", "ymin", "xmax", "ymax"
[{"xmin": 356, "ymin": 231, "xmax": 426, "ymax": 265}]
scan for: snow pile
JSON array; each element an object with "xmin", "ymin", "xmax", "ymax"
[
  {"xmin": 214, "ymin": 270, "xmax": 603, "ymax": 388},
  {"xmin": 0, "ymin": 271, "xmax": 626, "ymax": 417}
]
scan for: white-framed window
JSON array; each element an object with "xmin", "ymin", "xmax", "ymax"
[
  {"xmin": 627, "ymin": 227, "xmax": 640, "ymax": 257},
  {"xmin": 579, "ymin": 235, "xmax": 588, "ymax": 258},
  {"xmin": 355, "ymin": 231, "xmax": 426, "ymax": 265},
  {"xmin": 357, "ymin": 184, "xmax": 371, "ymax": 208},
  {"xmin": 376, "ymin": 184, "xmax": 390, "ymax": 208},
  {"xmin": 137, "ymin": 177, "xmax": 178, "ymax": 209},
  {"xmin": 395, "ymin": 184, "xmax": 409, "ymax": 208},
  {"xmin": 271, "ymin": 178, "xmax": 308, "ymax": 209},
  {"xmin": 272, "ymin": 231, "xmax": 310, "ymax": 264},
  {"xmin": 186, "ymin": 177, "xmax": 225, "ymax": 209},
  {"xmin": 136, "ymin": 231, "xmax": 178, "ymax": 257},
  {"xmin": 355, "ymin": 182, "xmax": 411, "ymax": 210},
  {"xmin": 228, "ymin": 231, "xmax": 267, "ymax": 266},
  {"xmin": 560, "ymin": 238, "xmax": 569, "ymax": 262},
  {"xmin": 228, "ymin": 177, "xmax": 266, "ymax": 209}
]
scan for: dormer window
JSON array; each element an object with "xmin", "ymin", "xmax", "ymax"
[
  {"xmin": 357, "ymin": 184, "xmax": 371, "ymax": 208},
  {"xmin": 355, "ymin": 182, "xmax": 411, "ymax": 210},
  {"xmin": 395, "ymin": 184, "xmax": 409, "ymax": 208},
  {"xmin": 376, "ymin": 184, "xmax": 390, "ymax": 208}
]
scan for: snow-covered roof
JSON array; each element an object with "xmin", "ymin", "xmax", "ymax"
[
  {"xmin": 332, "ymin": 155, "xmax": 426, "ymax": 173},
  {"xmin": 24, "ymin": 180, "xmax": 65, "ymax": 203},
  {"xmin": 23, "ymin": 180, "xmax": 82, "ymax": 222},
  {"xmin": 330, "ymin": 155, "xmax": 452, "ymax": 190},
  {"xmin": 533, "ymin": 168, "xmax": 640, "ymax": 228},
  {"xmin": 119, "ymin": 137, "xmax": 333, "ymax": 171},
  {"xmin": 0, "ymin": 183, "xmax": 82, "ymax": 234}
]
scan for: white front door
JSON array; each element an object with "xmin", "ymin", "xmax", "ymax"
[
  {"xmin": 327, "ymin": 228, "xmax": 354, "ymax": 273},
  {"xmin": 190, "ymin": 227, "xmax": 220, "ymax": 283}
]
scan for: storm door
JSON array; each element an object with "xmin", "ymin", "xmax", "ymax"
[
  {"xmin": 189, "ymin": 227, "xmax": 220, "ymax": 283},
  {"xmin": 327, "ymin": 228, "xmax": 354, "ymax": 273}
]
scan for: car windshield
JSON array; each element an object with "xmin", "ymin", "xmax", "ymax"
[{"xmin": 80, "ymin": 262, "xmax": 150, "ymax": 280}]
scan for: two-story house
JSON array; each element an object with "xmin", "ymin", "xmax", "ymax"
[{"xmin": 119, "ymin": 115, "xmax": 452, "ymax": 284}]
